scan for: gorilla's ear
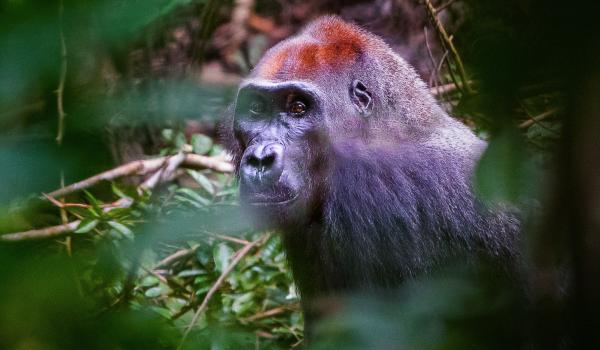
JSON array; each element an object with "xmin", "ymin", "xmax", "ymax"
[{"xmin": 350, "ymin": 80, "xmax": 373, "ymax": 116}]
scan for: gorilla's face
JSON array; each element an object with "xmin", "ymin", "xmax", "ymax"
[
  {"xmin": 232, "ymin": 78, "xmax": 372, "ymax": 226},
  {"xmin": 233, "ymin": 80, "xmax": 323, "ymax": 223}
]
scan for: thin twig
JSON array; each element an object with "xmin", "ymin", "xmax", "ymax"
[
  {"xmin": 55, "ymin": 0, "xmax": 68, "ymax": 145},
  {"xmin": 211, "ymin": 233, "xmax": 251, "ymax": 245},
  {"xmin": 436, "ymin": 0, "xmax": 457, "ymax": 13},
  {"xmin": 424, "ymin": 26, "xmax": 441, "ymax": 90},
  {"xmin": 422, "ymin": 0, "xmax": 472, "ymax": 94},
  {"xmin": 154, "ymin": 246, "xmax": 198, "ymax": 269},
  {"xmin": 178, "ymin": 235, "xmax": 267, "ymax": 349},
  {"xmin": 242, "ymin": 303, "xmax": 300, "ymax": 322},
  {"xmin": 519, "ymin": 108, "xmax": 559, "ymax": 129},
  {"xmin": 0, "ymin": 221, "xmax": 81, "ymax": 242}
]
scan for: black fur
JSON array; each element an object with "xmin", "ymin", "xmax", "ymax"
[{"xmin": 282, "ymin": 141, "xmax": 520, "ymax": 301}]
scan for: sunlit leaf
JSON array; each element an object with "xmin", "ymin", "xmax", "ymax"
[
  {"xmin": 213, "ymin": 243, "xmax": 234, "ymax": 273},
  {"xmin": 108, "ymin": 220, "xmax": 134, "ymax": 240},
  {"xmin": 75, "ymin": 219, "xmax": 99, "ymax": 233}
]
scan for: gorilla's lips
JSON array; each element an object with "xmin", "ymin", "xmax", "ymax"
[{"xmin": 239, "ymin": 182, "xmax": 298, "ymax": 206}]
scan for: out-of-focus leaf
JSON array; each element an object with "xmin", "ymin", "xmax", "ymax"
[
  {"xmin": 141, "ymin": 276, "xmax": 160, "ymax": 287},
  {"xmin": 144, "ymin": 286, "xmax": 163, "ymax": 298},
  {"xmin": 162, "ymin": 129, "xmax": 174, "ymax": 142},
  {"xmin": 191, "ymin": 133, "xmax": 213, "ymax": 155},
  {"xmin": 176, "ymin": 188, "xmax": 211, "ymax": 206},
  {"xmin": 177, "ymin": 269, "xmax": 206, "ymax": 278},
  {"xmin": 108, "ymin": 220, "xmax": 134, "ymax": 240},
  {"xmin": 231, "ymin": 292, "xmax": 255, "ymax": 315},
  {"xmin": 174, "ymin": 131, "xmax": 187, "ymax": 149},
  {"xmin": 213, "ymin": 243, "xmax": 234, "ymax": 273},
  {"xmin": 111, "ymin": 182, "xmax": 131, "ymax": 199},
  {"xmin": 75, "ymin": 219, "xmax": 99, "ymax": 233},
  {"xmin": 187, "ymin": 170, "xmax": 214, "ymax": 195}
]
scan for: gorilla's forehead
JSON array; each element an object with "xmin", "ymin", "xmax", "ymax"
[
  {"xmin": 237, "ymin": 79, "xmax": 324, "ymax": 96},
  {"xmin": 253, "ymin": 17, "xmax": 371, "ymax": 81},
  {"xmin": 254, "ymin": 41, "xmax": 360, "ymax": 80}
]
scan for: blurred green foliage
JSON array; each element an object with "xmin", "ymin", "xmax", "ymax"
[{"xmin": 0, "ymin": 0, "xmax": 570, "ymax": 349}]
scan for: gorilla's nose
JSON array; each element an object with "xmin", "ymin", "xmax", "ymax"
[{"xmin": 241, "ymin": 143, "xmax": 284, "ymax": 184}]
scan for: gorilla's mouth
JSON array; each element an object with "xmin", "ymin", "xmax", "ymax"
[
  {"xmin": 246, "ymin": 193, "xmax": 299, "ymax": 206},
  {"xmin": 239, "ymin": 184, "xmax": 299, "ymax": 206}
]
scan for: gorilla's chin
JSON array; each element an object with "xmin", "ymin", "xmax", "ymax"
[{"xmin": 239, "ymin": 182, "xmax": 299, "ymax": 207}]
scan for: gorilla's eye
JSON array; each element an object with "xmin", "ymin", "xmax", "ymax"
[
  {"xmin": 289, "ymin": 100, "xmax": 307, "ymax": 117},
  {"xmin": 249, "ymin": 99, "xmax": 266, "ymax": 115}
]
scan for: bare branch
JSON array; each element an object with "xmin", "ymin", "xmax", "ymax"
[
  {"xmin": 242, "ymin": 303, "xmax": 300, "ymax": 323},
  {"xmin": 519, "ymin": 108, "xmax": 559, "ymax": 129},
  {"xmin": 45, "ymin": 154, "xmax": 233, "ymax": 199},
  {"xmin": 55, "ymin": 0, "xmax": 68, "ymax": 145},
  {"xmin": 183, "ymin": 153, "xmax": 234, "ymax": 173},
  {"xmin": 0, "ymin": 221, "xmax": 81, "ymax": 242},
  {"xmin": 422, "ymin": 0, "xmax": 472, "ymax": 94},
  {"xmin": 139, "ymin": 152, "xmax": 186, "ymax": 194},
  {"xmin": 436, "ymin": 0, "xmax": 457, "ymax": 14},
  {"xmin": 154, "ymin": 247, "xmax": 198, "ymax": 269},
  {"xmin": 46, "ymin": 158, "xmax": 165, "ymax": 199}
]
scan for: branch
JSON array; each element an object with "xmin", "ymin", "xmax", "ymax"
[
  {"xmin": 0, "ymin": 221, "xmax": 81, "ymax": 242},
  {"xmin": 139, "ymin": 152, "xmax": 186, "ymax": 194},
  {"xmin": 154, "ymin": 246, "xmax": 198, "ymax": 269},
  {"xmin": 45, "ymin": 153, "xmax": 233, "ymax": 199},
  {"xmin": 519, "ymin": 108, "xmax": 559, "ymax": 129},
  {"xmin": 55, "ymin": 0, "xmax": 67, "ymax": 145},
  {"xmin": 242, "ymin": 303, "xmax": 300, "ymax": 323},
  {"xmin": 178, "ymin": 235, "xmax": 267, "ymax": 349},
  {"xmin": 46, "ymin": 158, "xmax": 166, "ymax": 199},
  {"xmin": 184, "ymin": 153, "xmax": 234, "ymax": 173},
  {"xmin": 422, "ymin": 0, "xmax": 472, "ymax": 94},
  {"xmin": 436, "ymin": 0, "xmax": 457, "ymax": 13}
]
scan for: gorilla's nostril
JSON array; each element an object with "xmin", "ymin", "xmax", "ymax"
[
  {"xmin": 247, "ymin": 155, "xmax": 260, "ymax": 167},
  {"xmin": 262, "ymin": 154, "xmax": 276, "ymax": 167}
]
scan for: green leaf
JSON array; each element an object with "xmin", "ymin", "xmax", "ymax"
[
  {"xmin": 161, "ymin": 129, "xmax": 174, "ymax": 142},
  {"xmin": 83, "ymin": 190, "xmax": 102, "ymax": 208},
  {"xmin": 196, "ymin": 246, "xmax": 212, "ymax": 266},
  {"xmin": 111, "ymin": 182, "xmax": 130, "ymax": 199},
  {"xmin": 186, "ymin": 170, "xmax": 214, "ymax": 195},
  {"xmin": 177, "ymin": 269, "xmax": 206, "ymax": 278},
  {"xmin": 74, "ymin": 219, "xmax": 99, "ymax": 234},
  {"xmin": 231, "ymin": 292, "xmax": 255, "ymax": 315},
  {"xmin": 141, "ymin": 276, "xmax": 160, "ymax": 287},
  {"xmin": 108, "ymin": 221, "xmax": 134, "ymax": 240},
  {"xmin": 144, "ymin": 286, "xmax": 163, "ymax": 298},
  {"xmin": 174, "ymin": 132, "xmax": 186, "ymax": 149},
  {"xmin": 213, "ymin": 243, "xmax": 234, "ymax": 273},
  {"xmin": 209, "ymin": 144, "xmax": 225, "ymax": 157},
  {"xmin": 191, "ymin": 133, "xmax": 213, "ymax": 155},
  {"xmin": 176, "ymin": 188, "xmax": 211, "ymax": 206}
]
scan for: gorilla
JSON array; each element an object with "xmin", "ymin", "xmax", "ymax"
[{"xmin": 221, "ymin": 16, "xmax": 520, "ymax": 326}]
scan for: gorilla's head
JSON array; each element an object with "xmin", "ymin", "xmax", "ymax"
[{"xmin": 224, "ymin": 16, "xmax": 474, "ymax": 226}]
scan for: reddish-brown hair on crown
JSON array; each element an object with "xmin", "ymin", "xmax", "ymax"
[{"xmin": 254, "ymin": 16, "xmax": 371, "ymax": 80}]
